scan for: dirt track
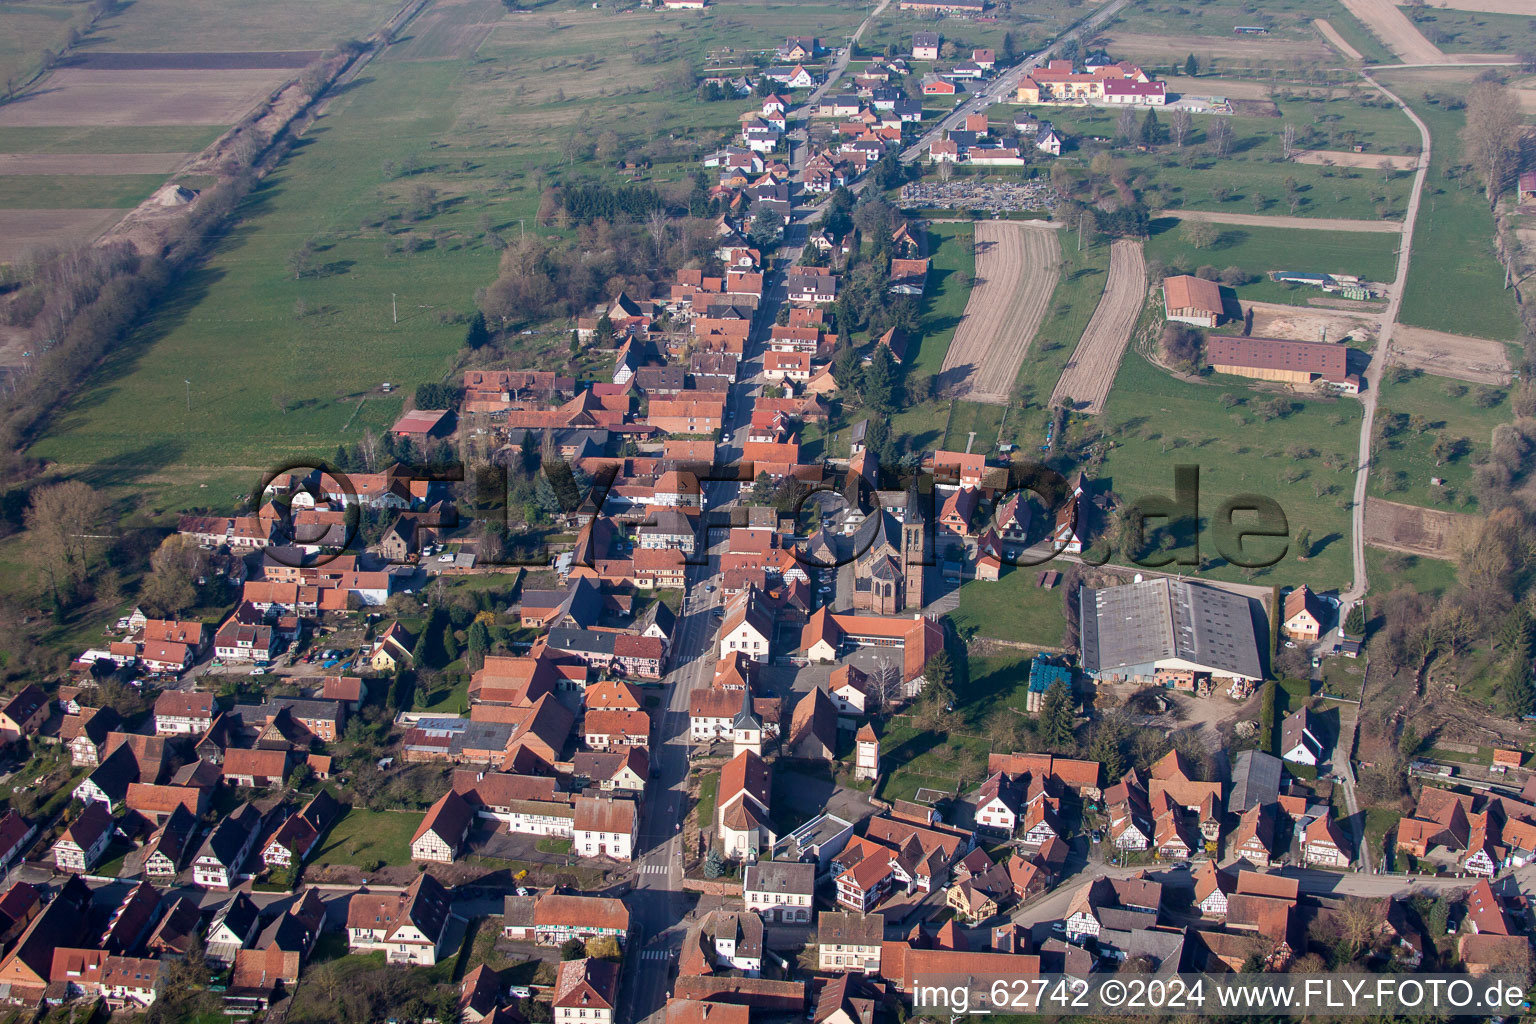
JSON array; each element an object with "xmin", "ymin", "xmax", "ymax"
[
  {"xmin": 1389, "ymin": 326, "xmax": 1514, "ymax": 384},
  {"xmin": 1294, "ymin": 149, "xmax": 1418, "ymax": 169},
  {"xmin": 1154, "ymin": 209, "xmax": 1403, "ymax": 233},
  {"xmin": 1050, "ymin": 240, "xmax": 1145, "ymax": 415},
  {"xmin": 1364, "ymin": 497, "xmax": 1480, "ymax": 560},
  {"xmin": 1340, "ymin": 0, "xmax": 1445, "ymax": 63},
  {"xmin": 1314, "ymin": 19, "xmax": 1364, "ymax": 60},
  {"xmin": 941, "ymin": 222, "xmax": 1060, "ymax": 406}
]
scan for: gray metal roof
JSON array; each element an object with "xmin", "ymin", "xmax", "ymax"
[
  {"xmin": 1228, "ymin": 749, "xmax": 1282, "ymax": 815},
  {"xmin": 1080, "ymin": 578, "xmax": 1262, "ymax": 681}
]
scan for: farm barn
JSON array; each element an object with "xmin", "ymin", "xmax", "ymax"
[
  {"xmin": 1162, "ymin": 275, "xmax": 1224, "ymax": 328},
  {"xmin": 1206, "ymin": 336, "xmax": 1352, "ymax": 389}
]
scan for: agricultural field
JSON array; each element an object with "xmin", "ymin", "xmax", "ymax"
[
  {"xmin": 0, "ymin": 124, "xmax": 223, "ymax": 152},
  {"xmin": 1050, "ymin": 238, "xmax": 1145, "ymax": 415},
  {"xmin": 1143, "ymin": 218, "xmax": 1400, "ymax": 305},
  {"xmin": 23, "ymin": 0, "xmax": 797, "ymax": 511},
  {"xmin": 1367, "ymin": 367, "xmax": 1510, "ymax": 512},
  {"xmin": 1363, "ymin": 496, "xmax": 1481, "ymax": 562},
  {"xmin": 1401, "ymin": 6, "xmax": 1536, "ymax": 55},
  {"xmin": 0, "ymin": 173, "xmax": 173, "ymax": 207},
  {"xmin": 83, "ymin": 0, "xmax": 396, "ymax": 52},
  {"xmin": 0, "ymin": 0, "xmax": 83, "ymax": 88},
  {"xmin": 941, "ymin": 220, "xmax": 1060, "ymax": 405},
  {"xmin": 1001, "ymin": 235, "xmax": 1113, "ymax": 450},
  {"xmin": 1340, "ymin": 0, "xmax": 1445, "ymax": 63},
  {"xmin": 1092, "ymin": 348, "xmax": 1362, "ymax": 589},
  {"xmin": 1377, "ymin": 72, "xmax": 1523, "ymax": 342},
  {"xmin": 1390, "ymin": 327, "xmax": 1515, "ymax": 385}
]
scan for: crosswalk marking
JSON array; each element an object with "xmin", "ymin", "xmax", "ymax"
[
  {"xmin": 640, "ymin": 949, "xmax": 671, "ymax": 961},
  {"xmin": 640, "ymin": 862, "xmax": 669, "ymax": 875}
]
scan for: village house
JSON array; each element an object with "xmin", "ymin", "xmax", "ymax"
[
  {"xmin": 553, "ymin": 957, "xmax": 618, "ymax": 1024},
  {"xmin": 411, "ymin": 790, "xmax": 475, "ymax": 864},
  {"xmin": 502, "ymin": 892, "xmax": 630, "ymax": 948},
  {"xmin": 743, "ymin": 861, "xmax": 815, "ymax": 923},
  {"xmin": 193, "ymin": 802, "xmax": 265, "ymax": 890},
  {"xmin": 153, "ymin": 691, "xmax": 215, "ymax": 736},
  {"xmin": 573, "ymin": 796, "xmax": 637, "ymax": 860},
  {"xmin": 53, "ymin": 804, "xmax": 113, "ymax": 872},
  {"xmin": 817, "ymin": 911, "xmax": 884, "ymax": 973},
  {"xmin": 346, "ymin": 874, "xmax": 455, "ymax": 966}
]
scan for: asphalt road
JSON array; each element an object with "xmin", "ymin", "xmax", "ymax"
[{"xmin": 615, "ymin": 251, "xmax": 792, "ymax": 1024}]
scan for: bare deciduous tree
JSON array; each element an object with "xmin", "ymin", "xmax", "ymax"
[
  {"xmin": 1462, "ymin": 79, "xmax": 1521, "ymax": 206},
  {"xmin": 24, "ymin": 480, "xmax": 107, "ymax": 606},
  {"xmin": 1169, "ymin": 108, "xmax": 1192, "ymax": 148},
  {"xmin": 1207, "ymin": 117, "xmax": 1234, "ymax": 158}
]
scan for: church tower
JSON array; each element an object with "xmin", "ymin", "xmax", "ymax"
[{"xmin": 901, "ymin": 480, "xmax": 926, "ymax": 610}]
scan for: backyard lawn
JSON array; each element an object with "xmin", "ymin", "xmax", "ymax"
[
  {"xmin": 310, "ymin": 807, "xmax": 420, "ymax": 869},
  {"xmin": 904, "ymin": 222, "xmax": 976, "ymax": 378},
  {"xmin": 949, "ymin": 569, "xmax": 1069, "ymax": 647},
  {"xmin": 878, "ymin": 653, "xmax": 1045, "ymax": 803}
]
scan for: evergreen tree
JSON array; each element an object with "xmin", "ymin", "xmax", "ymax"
[
  {"xmin": 594, "ymin": 315, "xmax": 615, "ymax": 346},
  {"xmin": 466, "ymin": 620, "xmax": 490, "ymax": 671},
  {"xmin": 1002, "ymin": 31, "xmax": 1017, "ymax": 63},
  {"xmin": 1500, "ymin": 612, "xmax": 1535, "ymax": 718},
  {"xmin": 1037, "ymin": 681, "xmax": 1075, "ymax": 750},
  {"xmin": 465, "ymin": 310, "xmax": 490, "ymax": 349},
  {"xmin": 863, "ymin": 415, "xmax": 892, "ymax": 465},
  {"xmin": 833, "ymin": 345, "xmax": 864, "ymax": 391},
  {"xmin": 862, "ymin": 344, "xmax": 899, "ymax": 413},
  {"xmin": 1344, "ymin": 603, "xmax": 1366, "ymax": 637},
  {"xmin": 1088, "ymin": 725, "xmax": 1125, "ymax": 783},
  {"xmin": 703, "ymin": 847, "xmax": 725, "ymax": 878},
  {"xmin": 1184, "ymin": 54, "xmax": 1199, "ymax": 76},
  {"xmin": 924, "ymin": 650, "xmax": 953, "ymax": 693},
  {"xmin": 441, "ymin": 622, "xmax": 460, "ymax": 665},
  {"xmin": 519, "ymin": 430, "xmax": 540, "ymax": 474},
  {"xmin": 333, "ymin": 444, "xmax": 350, "ymax": 471},
  {"xmin": 1140, "ymin": 108, "xmax": 1163, "ymax": 147}
]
